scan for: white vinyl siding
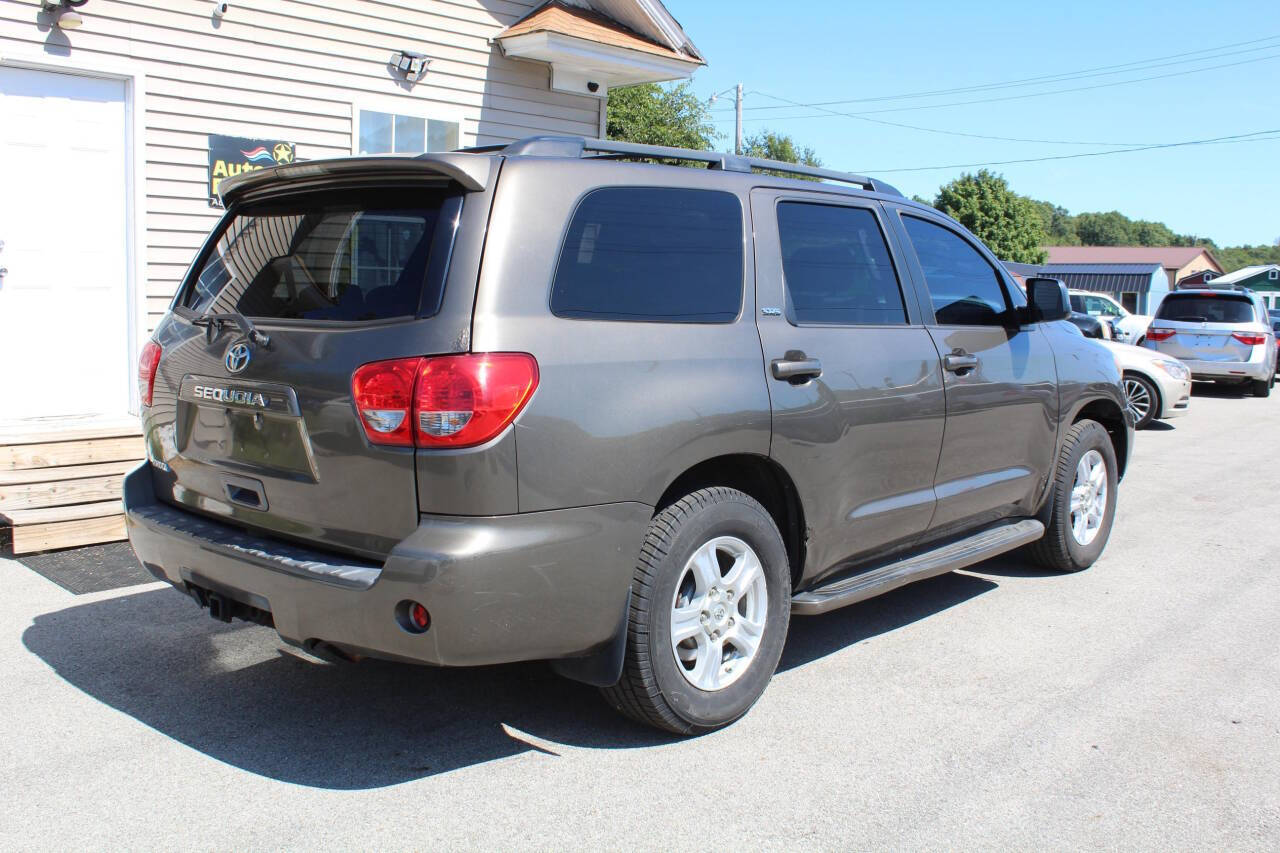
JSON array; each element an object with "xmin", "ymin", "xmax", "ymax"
[{"xmin": 0, "ymin": 0, "xmax": 603, "ymax": 332}]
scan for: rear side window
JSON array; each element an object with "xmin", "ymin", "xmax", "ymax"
[
  {"xmin": 550, "ymin": 187, "xmax": 743, "ymax": 323},
  {"xmin": 902, "ymin": 215, "xmax": 1010, "ymax": 325},
  {"xmin": 1156, "ymin": 294, "xmax": 1256, "ymax": 323},
  {"xmin": 181, "ymin": 187, "xmax": 462, "ymax": 321},
  {"xmin": 777, "ymin": 202, "xmax": 906, "ymax": 325}
]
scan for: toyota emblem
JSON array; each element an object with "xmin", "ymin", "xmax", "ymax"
[{"xmin": 225, "ymin": 342, "xmax": 251, "ymax": 374}]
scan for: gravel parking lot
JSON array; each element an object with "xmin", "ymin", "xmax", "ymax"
[{"xmin": 2, "ymin": 385, "xmax": 1277, "ymax": 850}]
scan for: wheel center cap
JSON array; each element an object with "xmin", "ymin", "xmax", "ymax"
[{"xmin": 712, "ymin": 604, "xmax": 727, "ymax": 626}]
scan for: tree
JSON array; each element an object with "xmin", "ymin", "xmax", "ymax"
[
  {"xmin": 742, "ymin": 130, "xmax": 822, "ymax": 166},
  {"xmin": 932, "ymin": 170, "xmax": 1047, "ymax": 264},
  {"xmin": 1074, "ymin": 210, "xmax": 1134, "ymax": 246},
  {"xmin": 605, "ymin": 81, "xmax": 717, "ymax": 150},
  {"xmin": 1026, "ymin": 198, "xmax": 1079, "ymax": 245}
]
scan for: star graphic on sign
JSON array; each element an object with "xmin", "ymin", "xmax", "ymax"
[{"xmin": 272, "ymin": 143, "xmax": 294, "ymax": 164}]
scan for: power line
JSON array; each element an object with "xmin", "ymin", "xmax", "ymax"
[
  {"xmin": 719, "ymin": 51, "xmax": 1280, "ymax": 121},
  {"xmin": 740, "ymin": 90, "xmax": 1155, "ymax": 147},
  {"xmin": 862, "ymin": 129, "xmax": 1280, "ymax": 174},
  {"xmin": 711, "ymin": 33, "xmax": 1280, "ymax": 113}
]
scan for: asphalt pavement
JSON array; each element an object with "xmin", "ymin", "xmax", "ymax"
[{"xmin": 2, "ymin": 384, "xmax": 1277, "ymax": 850}]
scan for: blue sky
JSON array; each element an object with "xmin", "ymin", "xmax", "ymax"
[{"xmin": 668, "ymin": 0, "xmax": 1279, "ymax": 247}]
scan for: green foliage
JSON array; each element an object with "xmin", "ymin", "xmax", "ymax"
[
  {"xmin": 605, "ymin": 82, "xmax": 718, "ymax": 150},
  {"xmin": 910, "ymin": 194, "xmax": 934, "ymax": 207},
  {"xmin": 932, "ymin": 170, "xmax": 1048, "ymax": 264},
  {"xmin": 742, "ymin": 130, "xmax": 823, "ymax": 179},
  {"xmin": 1217, "ymin": 244, "xmax": 1280, "ymax": 272}
]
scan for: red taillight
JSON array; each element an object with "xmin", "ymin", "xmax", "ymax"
[
  {"xmin": 351, "ymin": 357, "xmax": 420, "ymax": 446},
  {"xmin": 1145, "ymin": 328, "xmax": 1176, "ymax": 342},
  {"xmin": 138, "ymin": 340, "xmax": 162, "ymax": 408},
  {"xmin": 415, "ymin": 353, "xmax": 538, "ymax": 448},
  {"xmin": 352, "ymin": 353, "xmax": 538, "ymax": 449},
  {"xmin": 1231, "ymin": 332, "xmax": 1267, "ymax": 346}
]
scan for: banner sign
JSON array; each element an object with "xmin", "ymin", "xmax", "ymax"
[{"xmin": 207, "ymin": 134, "xmax": 296, "ymax": 206}]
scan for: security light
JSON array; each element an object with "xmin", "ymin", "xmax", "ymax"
[{"xmin": 391, "ymin": 50, "xmax": 429, "ymax": 83}]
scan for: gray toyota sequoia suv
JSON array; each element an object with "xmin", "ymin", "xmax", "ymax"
[{"xmin": 126, "ymin": 136, "xmax": 1132, "ymax": 734}]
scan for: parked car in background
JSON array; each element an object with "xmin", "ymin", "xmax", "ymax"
[
  {"xmin": 1068, "ymin": 311, "xmax": 1109, "ymax": 339},
  {"xmin": 1271, "ymin": 310, "xmax": 1280, "ymax": 375},
  {"xmin": 1103, "ymin": 341, "xmax": 1191, "ymax": 428},
  {"xmin": 1070, "ymin": 290, "xmax": 1151, "ymax": 345},
  {"xmin": 1144, "ymin": 286, "xmax": 1276, "ymax": 397},
  {"xmin": 123, "ymin": 137, "xmax": 1133, "ymax": 735}
]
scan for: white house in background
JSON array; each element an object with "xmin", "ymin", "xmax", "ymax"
[{"xmin": 0, "ymin": 0, "xmax": 703, "ymax": 552}]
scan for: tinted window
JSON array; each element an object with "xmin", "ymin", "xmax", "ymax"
[
  {"xmin": 902, "ymin": 216, "xmax": 1009, "ymax": 325},
  {"xmin": 1156, "ymin": 294, "xmax": 1256, "ymax": 324},
  {"xmin": 551, "ymin": 188, "xmax": 743, "ymax": 323},
  {"xmin": 777, "ymin": 202, "xmax": 906, "ymax": 325},
  {"xmin": 182, "ymin": 188, "xmax": 460, "ymax": 321}
]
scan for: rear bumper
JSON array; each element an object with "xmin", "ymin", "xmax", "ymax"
[
  {"xmin": 1179, "ymin": 357, "xmax": 1272, "ymax": 382},
  {"xmin": 123, "ymin": 464, "xmax": 649, "ymax": 668}
]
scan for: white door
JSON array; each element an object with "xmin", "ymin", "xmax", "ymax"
[{"xmin": 0, "ymin": 67, "xmax": 129, "ymax": 420}]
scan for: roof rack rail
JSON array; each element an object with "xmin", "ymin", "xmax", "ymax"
[
  {"xmin": 1175, "ymin": 281, "xmax": 1252, "ymax": 292},
  {"xmin": 472, "ymin": 136, "xmax": 902, "ymax": 196}
]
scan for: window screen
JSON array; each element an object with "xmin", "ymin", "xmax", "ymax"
[
  {"xmin": 777, "ymin": 202, "xmax": 906, "ymax": 325},
  {"xmin": 550, "ymin": 188, "xmax": 743, "ymax": 323},
  {"xmin": 902, "ymin": 216, "xmax": 1010, "ymax": 326},
  {"xmin": 181, "ymin": 188, "xmax": 461, "ymax": 321}
]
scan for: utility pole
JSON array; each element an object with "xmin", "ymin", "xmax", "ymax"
[{"xmin": 735, "ymin": 83, "xmax": 743, "ymax": 156}]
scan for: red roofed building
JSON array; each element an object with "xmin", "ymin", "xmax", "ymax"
[{"xmin": 1044, "ymin": 246, "xmax": 1223, "ymax": 289}]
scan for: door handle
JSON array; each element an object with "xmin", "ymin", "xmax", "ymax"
[
  {"xmin": 771, "ymin": 356, "xmax": 822, "ymax": 381},
  {"xmin": 943, "ymin": 352, "xmax": 979, "ymax": 373}
]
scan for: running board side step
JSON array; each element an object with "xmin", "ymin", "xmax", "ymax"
[{"xmin": 791, "ymin": 519, "xmax": 1045, "ymax": 616}]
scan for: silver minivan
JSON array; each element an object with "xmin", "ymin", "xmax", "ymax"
[{"xmin": 1145, "ymin": 286, "xmax": 1276, "ymax": 397}]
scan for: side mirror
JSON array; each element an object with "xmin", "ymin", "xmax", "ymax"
[{"xmin": 1027, "ymin": 277, "xmax": 1070, "ymax": 323}]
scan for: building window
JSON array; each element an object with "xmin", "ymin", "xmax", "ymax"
[
  {"xmin": 1269, "ymin": 269, "xmax": 1278, "ymax": 281},
  {"xmin": 358, "ymin": 109, "xmax": 459, "ymax": 155}
]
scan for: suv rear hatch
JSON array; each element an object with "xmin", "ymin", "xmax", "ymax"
[
  {"xmin": 1149, "ymin": 292, "xmax": 1259, "ymax": 363},
  {"xmin": 142, "ymin": 157, "xmax": 494, "ymax": 559}
]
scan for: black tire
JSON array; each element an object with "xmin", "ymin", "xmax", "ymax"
[
  {"xmin": 1122, "ymin": 372, "xmax": 1160, "ymax": 429},
  {"xmin": 1026, "ymin": 419, "xmax": 1118, "ymax": 572},
  {"xmin": 1252, "ymin": 376, "xmax": 1272, "ymax": 398},
  {"xmin": 600, "ymin": 487, "xmax": 791, "ymax": 734}
]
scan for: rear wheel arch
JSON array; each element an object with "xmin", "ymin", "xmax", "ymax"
[{"xmin": 654, "ymin": 454, "xmax": 807, "ymax": 589}]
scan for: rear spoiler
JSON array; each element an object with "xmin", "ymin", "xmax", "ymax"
[{"xmin": 218, "ymin": 152, "xmax": 494, "ymax": 206}]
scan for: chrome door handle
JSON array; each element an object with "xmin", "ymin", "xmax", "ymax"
[
  {"xmin": 771, "ymin": 356, "xmax": 822, "ymax": 381},
  {"xmin": 943, "ymin": 353, "xmax": 979, "ymax": 373}
]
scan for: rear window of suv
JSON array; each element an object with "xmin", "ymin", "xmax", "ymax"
[
  {"xmin": 550, "ymin": 187, "xmax": 743, "ymax": 323},
  {"xmin": 1156, "ymin": 293, "xmax": 1255, "ymax": 324},
  {"xmin": 180, "ymin": 187, "xmax": 462, "ymax": 322}
]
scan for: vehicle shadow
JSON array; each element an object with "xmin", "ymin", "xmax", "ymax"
[
  {"xmin": 23, "ymin": 566, "xmax": 1007, "ymax": 789},
  {"xmin": 1190, "ymin": 382, "xmax": 1251, "ymax": 399}
]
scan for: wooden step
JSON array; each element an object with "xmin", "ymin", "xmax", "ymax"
[
  {"xmin": 2, "ymin": 501, "xmax": 127, "ymax": 554},
  {"xmin": 0, "ymin": 420, "xmax": 141, "ymax": 445},
  {"xmin": 0, "ymin": 436, "xmax": 145, "ymax": 471},
  {"xmin": 0, "ymin": 470, "xmax": 130, "ymax": 512},
  {"xmin": 0, "ymin": 459, "xmax": 139, "ymax": 487}
]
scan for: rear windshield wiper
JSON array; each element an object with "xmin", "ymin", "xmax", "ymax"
[{"xmin": 191, "ymin": 310, "xmax": 271, "ymax": 348}]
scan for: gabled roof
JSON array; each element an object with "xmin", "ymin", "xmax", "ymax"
[
  {"xmin": 498, "ymin": 1, "xmax": 703, "ymax": 64},
  {"xmin": 1004, "ymin": 261, "xmax": 1165, "ymax": 293},
  {"xmin": 1044, "ymin": 245, "xmax": 1222, "ymax": 272},
  {"xmin": 1210, "ymin": 264, "xmax": 1280, "ymax": 284}
]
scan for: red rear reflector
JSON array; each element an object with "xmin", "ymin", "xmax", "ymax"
[
  {"xmin": 138, "ymin": 340, "xmax": 162, "ymax": 408},
  {"xmin": 1146, "ymin": 328, "xmax": 1176, "ymax": 342},
  {"xmin": 410, "ymin": 602, "xmax": 430, "ymax": 631},
  {"xmin": 1231, "ymin": 332, "xmax": 1267, "ymax": 346},
  {"xmin": 352, "ymin": 353, "xmax": 538, "ymax": 449},
  {"xmin": 351, "ymin": 357, "xmax": 420, "ymax": 446}
]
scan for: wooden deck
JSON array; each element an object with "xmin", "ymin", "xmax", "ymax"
[{"xmin": 0, "ymin": 417, "xmax": 143, "ymax": 554}]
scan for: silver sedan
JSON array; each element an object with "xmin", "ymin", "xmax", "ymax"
[{"xmin": 1103, "ymin": 341, "xmax": 1192, "ymax": 429}]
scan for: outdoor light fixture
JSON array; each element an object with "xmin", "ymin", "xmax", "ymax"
[
  {"xmin": 41, "ymin": 0, "xmax": 87, "ymax": 28},
  {"xmin": 391, "ymin": 49, "xmax": 430, "ymax": 83}
]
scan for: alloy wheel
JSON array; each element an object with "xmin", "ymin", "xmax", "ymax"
[
  {"xmin": 1069, "ymin": 449, "xmax": 1108, "ymax": 546},
  {"xmin": 1122, "ymin": 377, "xmax": 1152, "ymax": 425},
  {"xmin": 670, "ymin": 536, "xmax": 768, "ymax": 691}
]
